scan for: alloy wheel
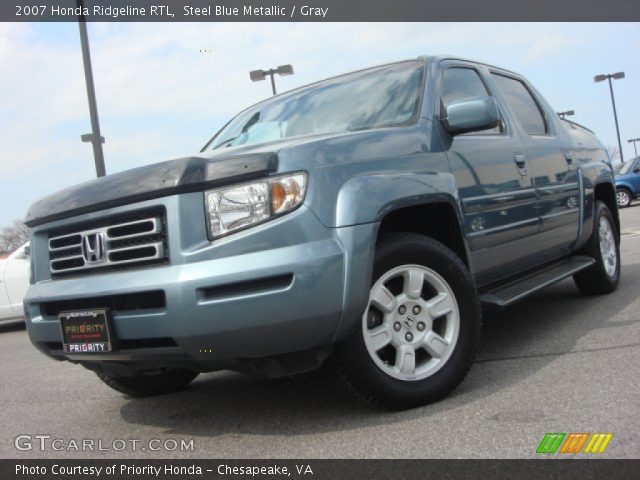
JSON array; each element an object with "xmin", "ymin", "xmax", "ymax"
[
  {"xmin": 362, "ymin": 264, "xmax": 460, "ymax": 381},
  {"xmin": 616, "ymin": 190, "xmax": 630, "ymax": 207},
  {"xmin": 599, "ymin": 216, "xmax": 617, "ymax": 278}
]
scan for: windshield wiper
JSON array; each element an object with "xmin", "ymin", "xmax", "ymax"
[{"xmin": 212, "ymin": 112, "xmax": 262, "ymax": 150}]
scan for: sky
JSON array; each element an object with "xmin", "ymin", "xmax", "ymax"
[{"xmin": 0, "ymin": 22, "xmax": 639, "ymax": 227}]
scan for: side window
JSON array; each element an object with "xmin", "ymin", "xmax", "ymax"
[
  {"xmin": 441, "ymin": 67, "xmax": 502, "ymax": 134},
  {"xmin": 491, "ymin": 73, "xmax": 547, "ymax": 135}
]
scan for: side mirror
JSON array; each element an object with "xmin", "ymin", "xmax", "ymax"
[
  {"xmin": 634, "ymin": 166, "xmax": 640, "ymax": 174},
  {"xmin": 442, "ymin": 96, "xmax": 500, "ymax": 135},
  {"xmin": 23, "ymin": 245, "xmax": 30, "ymax": 256}
]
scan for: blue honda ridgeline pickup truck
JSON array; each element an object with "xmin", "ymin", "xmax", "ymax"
[{"xmin": 24, "ymin": 57, "xmax": 620, "ymax": 409}]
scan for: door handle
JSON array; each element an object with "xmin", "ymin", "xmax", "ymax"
[{"xmin": 514, "ymin": 154, "xmax": 528, "ymax": 176}]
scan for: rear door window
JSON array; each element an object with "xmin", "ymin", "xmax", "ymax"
[{"xmin": 491, "ymin": 73, "xmax": 548, "ymax": 135}]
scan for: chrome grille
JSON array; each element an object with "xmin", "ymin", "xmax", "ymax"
[{"xmin": 48, "ymin": 210, "xmax": 168, "ymax": 277}]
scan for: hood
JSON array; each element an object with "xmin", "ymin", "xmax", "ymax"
[{"xmin": 25, "ymin": 150, "xmax": 278, "ymax": 227}]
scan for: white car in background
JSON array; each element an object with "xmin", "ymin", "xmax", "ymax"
[{"xmin": 0, "ymin": 243, "xmax": 30, "ymax": 322}]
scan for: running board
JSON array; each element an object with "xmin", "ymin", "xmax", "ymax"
[{"xmin": 479, "ymin": 256, "xmax": 595, "ymax": 308}]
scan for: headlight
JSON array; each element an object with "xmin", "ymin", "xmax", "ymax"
[{"xmin": 205, "ymin": 172, "xmax": 307, "ymax": 239}]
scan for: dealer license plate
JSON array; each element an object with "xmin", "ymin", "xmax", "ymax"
[{"xmin": 59, "ymin": 309, "xmax": 116, "ymax": 354}]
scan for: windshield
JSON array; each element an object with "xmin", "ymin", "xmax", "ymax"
[
  {"xmin": 207, "ymin": 61, "xmax": 424, "ymax": 150},
  {"xmin": 614, "ymin": 160, "xmax": 634, "ymax": 175}
]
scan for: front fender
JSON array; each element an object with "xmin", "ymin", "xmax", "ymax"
[
  {"xmin": 335, "ymin": 171, "xmax": 460, "ymax": 227},
  {"xmin": 330, "ymin": 171, "xmax": 464, "ymax": 341}
]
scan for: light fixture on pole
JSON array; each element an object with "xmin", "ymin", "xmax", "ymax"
[
  {"xmin": 594, "ymin": 71, "xmax": 625, "ymax": 163},
  {"xmin": 557, "ymin": 110, "xmax": 575, "ymax": 119},
  {"xmin": 249, "ymin": 64, "xmax": 294, "ymax": 95}
]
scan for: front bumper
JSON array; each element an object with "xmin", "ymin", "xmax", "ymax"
[{"xmin": 24, "ymin": 193, "xmax": 372, "ymax": 375}]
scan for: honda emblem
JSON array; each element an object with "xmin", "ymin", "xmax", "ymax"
[{"xmin": 81, "ymin": 232, "xmax": 107, "ymax": 264}]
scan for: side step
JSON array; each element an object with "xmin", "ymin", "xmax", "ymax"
[{"xmin": 479, "ymin": 256, "xmax": 595, "ymax": 308}]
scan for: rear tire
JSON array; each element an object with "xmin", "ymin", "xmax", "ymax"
[
  {"xmin": 573, "ymin": 201, "xmax": 620, "ymax": 295},
  {"xmin": 96, "ymin": 369, "xmax": 199, "ymax": 397},
  {"xmin": 616, "ymin": 188, "xmax": 632, "ymax": 208},
  {"xmin": 337, "ymin": 233, "xmax": 481, "ymax": 410}
]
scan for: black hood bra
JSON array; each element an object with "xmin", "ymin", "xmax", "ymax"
[{"xmin": 24, "ymin": 152, "xmax": 277, "ymax": 227}]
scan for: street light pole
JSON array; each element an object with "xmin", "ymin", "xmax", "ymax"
[
  {"xmin": 594, "ymin": 72, "xmax": 625, "ymax": 163},
  {"xmin": 606, "ymin": 77, "xmax": 623, "ymax": 164},
  {"xmin": 268, "ymin": 70, "xmax": 277, "ymax": 95},
  {"xmin": 77, "ymin": 0, "xmax": 106, "ymax": 178},
  {"xmin": 628, "ymin": 138, "xmax": 640, "ymax": 158}
]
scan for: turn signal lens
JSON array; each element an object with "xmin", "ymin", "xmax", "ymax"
[
  {"xmin": 270, "ymin": 174, "xmax": 306, "ymax": 214},
  {"xmin": 271, "ymin": 182, "xmax": 286, "ymax": 213}
]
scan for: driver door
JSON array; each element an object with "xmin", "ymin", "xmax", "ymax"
[{"xmin": 436, "ymin": 62, "xmax": 540, "ymax": 287}]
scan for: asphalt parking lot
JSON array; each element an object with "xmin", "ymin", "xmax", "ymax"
[{"xmin": 1, "ymin": 206, "xmax": 639, "ymax": 459}]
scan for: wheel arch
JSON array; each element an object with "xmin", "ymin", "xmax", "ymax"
[
  {"xmin": 334, "ymin": 171, "xmax": 459, "ymax": 226},
  {"xmin": 615, "ymin": 182, "xmax": 634, "ymax": 194},
  {"xmin": 334, "ymin": 171, "xmax": 470, "ymax": 266},
  {"xmin": 376, "ymin": 200, "xmax": 470, "ymax": 269}
]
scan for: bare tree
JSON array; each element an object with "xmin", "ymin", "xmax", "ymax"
[
  {"xmin": 607, "ymin": 145, "xmax": 621, "ymax": 164},
  {"xmin": 0, "ymin": 219, "xmax": 29, "ymax": 254}
]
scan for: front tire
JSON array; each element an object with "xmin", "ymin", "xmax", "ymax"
[
  {"xmin": 616, "ymin": 188, "xmax": 632, "ymax": 208},
  {"xmin": 96, "ymin": 369, "xmax": 199, "ymax": 397},
  {"xmin": 337, "ymin": 233, "xmax": 481, "ymax": 410},
  {"xmin": 573, "ymin": 201, "xmax": 620, "ymax": 295}
]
